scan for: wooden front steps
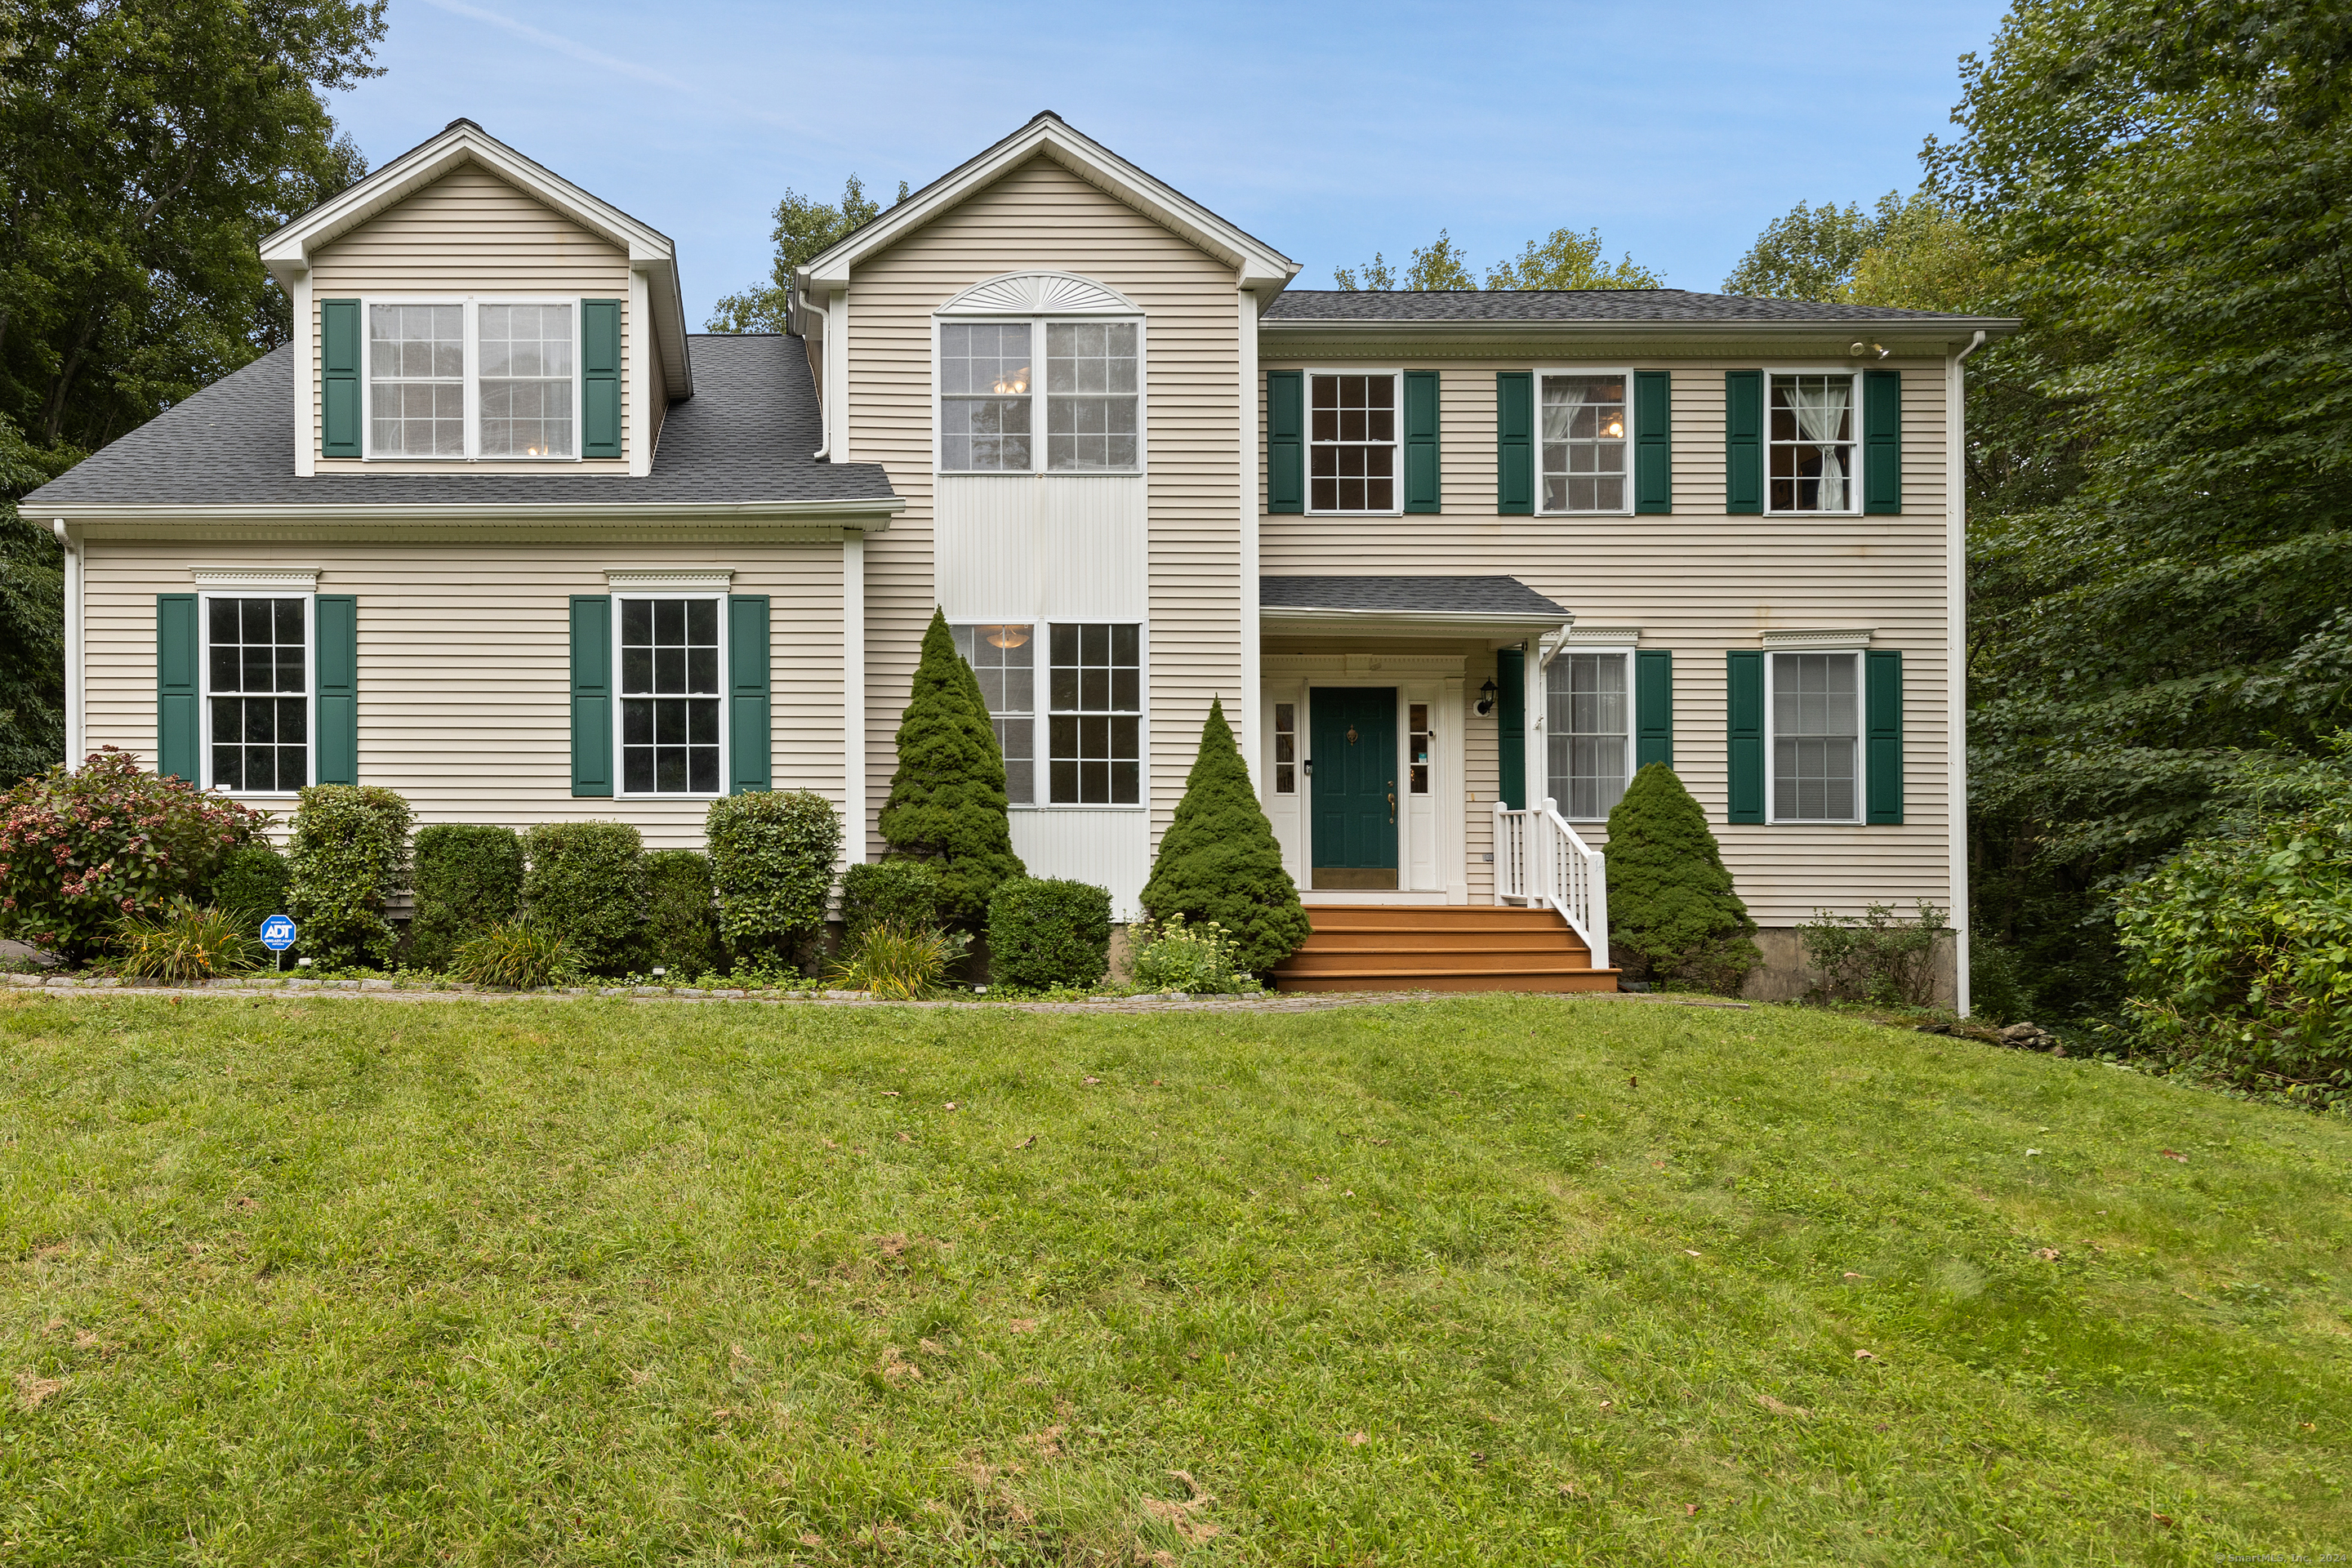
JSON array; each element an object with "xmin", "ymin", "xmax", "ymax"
[{"xmin": 1272, "ymin": 904, "xmax": 1620, "ymax": 994}]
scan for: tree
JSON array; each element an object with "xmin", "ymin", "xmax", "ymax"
[
  {"xmin": 1720, "ymin": 195, "xmax": 1898, "ymax": 301},
  {"xmin": 877, "ymin": 609, "xmax": 1025, "ymax": 926},
  {"xmin": 706, "ymin": 174, "xmax": 910, "ymax": 333},
  {"xmin": 1484, "ymin": 228, "xmax": 1662, "ymax": 289},
  {"xmin": 0, "ymin": 419, "xmax": 64, "ymax": 784},
  {"xmin": 1601, "ymin": 763, "xmax": 1760, "ymax": 994},
  {"xmin": 1334, "ymin": 230, "xmax": 1474, "ymax": 291},
  {"xmin": 1139, "ymin": 697, "xmax": 1310, "ymax": 973}
]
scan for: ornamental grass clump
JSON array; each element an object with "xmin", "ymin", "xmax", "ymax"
[
  {"xmin": 113, "ymin": 902, "xmax": 265, "ymax": 985},
  {"xmin": 287, "ymin": 784, "xmax": 412, "ymax": 970},
  {"xmin": 825, "ymin": 921, "xmax": 965, "ymax": 1000},
  {"xmin": 1602, "ymin": 762, "xmax": 1760, "ymax": 995},
  {"xmin": 1139, "ymin": 697, "xmax": 1308, "ymax": 973},
  {"xmin": 450, "ymin": 920, "xmax": 581, "ymax": 991},
  {"xmin": 0, "ymin": 747, "xmax": 263, "ymax": 962},
  {"xmin": 706, "ymin": 791, "xmax": 840, "ymax": 969},
  {"xmin": 877, "ymin": 610, "xmax": 1026, "ymax": 927},
  {"xmin": 522, "ymin": 822, "xmax": 645, "ymax": 977},
  {"xmin": 987, "ymin": 877, "xmax": 1111, "ymax": 991},
  {"xmin": 408, "ymin": 824, "xmax": 524, "ymax": 970}
]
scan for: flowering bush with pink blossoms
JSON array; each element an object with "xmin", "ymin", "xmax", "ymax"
[{"xmin": 0, "ymin": 749, "xmax": 265, "ymax": 962}]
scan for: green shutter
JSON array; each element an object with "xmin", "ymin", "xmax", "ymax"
[
  {"xmin": 157, "ymin": 595, "xmax": 199, "ymax": 782},
  {"xmin": 1498, "ymin": 646, "xmax": 1526, "ymax": 809},
  {"xmin": 1863, "ymin": 368, "xmax": 1902, "ymax": 514},
  {"xmin": 1634, "ymin": 648, "xmax": 1673, "ymax": 769},
  {"xmin": 320, "ymin": 299, "xmax": 361, "ymax": 457},
  {"xmin": 1266, "ymin": 370, "xmax": 1303, "ymax": 513},
  {"xmin": 582, "ymin": 299, "xmax": 622, "ymax": 459},
  {"xmin": 1865, "ymin": 648, "xmax": 1904, "ymax": 823},
  {"xmin": 728, "ymin": 595, "xmax": 771, "ymax": 795},
  {"xmin": 1726, "ymin": 650, "xmax": 1765, "ymax": 822},
  {"xmin": 1402, "ymin": 369, "xmax": 1441, "ymax": 513},
  {"xmin": 1496, "ymin": 372, "xmax": 1533, "ymax": 514},
  {"xmin": 1725, "ymin": 370, "xmax": 1763, "ymax": 514},
  {"xmin": 314, "ymin": 595, "xmax": 358, "ymax": 785},
  {"xmin": 570, "ymin": 595, "xmax": 612, "ymax": 797},
  {"xmin": 1633, "ymin": 371, "xmax": 1672, "ymax": 514}
]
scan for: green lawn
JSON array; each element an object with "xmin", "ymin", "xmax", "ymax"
[{"xmin": 1, "ymin": 992, "xmax": 2345, "ymax": 1566}]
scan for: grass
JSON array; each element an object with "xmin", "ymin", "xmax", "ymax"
[{"xmin": 0, "ymin": 992, "xmax": 2345, "ymax": 1566}]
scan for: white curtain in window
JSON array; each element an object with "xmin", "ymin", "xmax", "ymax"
[{"xmin": 1787, "ymin": 378, "xmax": 1851, "ymax": 510}]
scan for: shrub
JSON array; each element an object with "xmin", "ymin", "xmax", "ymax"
[
  {"xmin": 0, "ymin": 748, "xmax": 262, "ymax": 961},
  {"xmin": 207, "ymin": 842, "xmax": 291, "ymax": 930},
  {"xmin": 989, "ymin": 877, "xmax": 1111, "ymax": 991},
  {"xmin": 825, "ymin": 921, "xmax": 966, "ymax": 1000},
  {"xmin": 408, "ymin": 824, "xmax": 523, "ymax": 970},
  {"xmin": 643, "ymin": 849, "xmax": 722, "ymax": 977},
  {"xmin": 451, "ymin": 920, "xmax": 581, "ymax": 990},
  {"xmin": 841, "ymin": 859, "xmax": 943, "ymax": 941},
  {"xmin": 1602, "ymin": 763, "xmax": 1760, "ymax": 994},
  {"xmin": 287, "ymin": 784, "xmax": 412, "ymax": 970},
  {"xmin": 522, "ymin": 821, "xmax": 645, "ymax": 976},
  {"xmin": 877, "ymin": 609, "xmax": 1026, "ymax": 926},
  {"xmin": 1797, "ymin": 902, "xmax": 1949, "ymax": 1007},
  {"xmin": 1129, "ymin": 915, "xmax": 1258, "ymax": 995},
  {"xmin": 114, "ymin": 902, "xmax": 265, "ymax": 985},
  {"xmin": 1139, "ymin": 697, "xmax": 1309, "ymax": 973},
  {"xmin": 706, "ymin": 791, "xmax": 840, "ymax": 965}
]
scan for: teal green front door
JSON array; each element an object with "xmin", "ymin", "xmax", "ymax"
[{"xmin": 1310, "ymin": 687, "xmax": 1398, "ymax": 889}]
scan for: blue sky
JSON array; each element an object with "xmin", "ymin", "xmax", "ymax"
[{"xmin": 327, "ymin": 0, "xmax": 2011, "ymax": 323}]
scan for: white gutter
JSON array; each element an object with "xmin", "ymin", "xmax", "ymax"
[
  {"xmin": 51, "ymin": 519, "xmax": 80, "ymax": 770},
  {"xmin": 42, "ymin": 497, "xmax": 903, "ymax": 527},
  {"xmin": 1258, "ymin": 318, "xmax": 2020, "ymax": 341},
  {"xmin": 1949, "ymin": 327, "xmax": 1987, "ymax": 1016},
  {"xmin": 1260, "ymin": 607, "xmax": 1570, "ymax": 637}
]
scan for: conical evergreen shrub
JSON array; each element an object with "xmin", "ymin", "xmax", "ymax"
[
  {"xmin": 1603, "ymin": 762, "xmax": 1761, "ymax": 994},
  {"xmin": 877, "ymin": 608, "xmax": 1026, "ymax": 926},
  {"xmin": 1140, "ymin": 697, "xmax": 1310, "ymax": 973}
]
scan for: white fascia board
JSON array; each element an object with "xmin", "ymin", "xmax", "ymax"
[
  {"xmin": 1258, "ymin": 317, "xmax": 2022, "ymax": 344},
  {"xmin": 796, "ymin": 117, "xmax": 1299, "ymax": 290},
  {"xmin": 1262, "ymin": 608, "xmax": 1572, "ymax": 638},
  {"xmin": 47, "ymin": 498, "xmax": 903, "ymax": 529}
]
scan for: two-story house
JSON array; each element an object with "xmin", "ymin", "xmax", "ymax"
[{"xmin": 24, "ymin": 114, "xmax": 2016, "ymax": 1005}]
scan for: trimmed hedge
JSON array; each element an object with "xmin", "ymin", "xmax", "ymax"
[
  {"xmin": 987, "ymin": 877, "xmax": 1111, "ymax": 991},
  {"xmin": 841, "ymin": 859, "xmax": 943, "ymax": 941},
  {"xmin": 523, "ymin": 821, "xmax": 646, "ymax": 976},
  {"xmin": 408, "ymin": 824, "xmax": 524, "ymax": 971},
  {"xmin": 643, "ymin": 849, "xmax": 722, "ymax": 978},
  {"xmin": 707, "ymin": 791, "xmax": 840, "ymax": 965},
  {"xmin": 207, "ymin": 842, "xmax": 292, "ymax": 931},
  {"xmin": 287, "ymin": 785, "xmax": 413, "ymax": 969}
]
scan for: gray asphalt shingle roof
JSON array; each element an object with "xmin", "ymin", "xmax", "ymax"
[
  {"xmin": 1261, "ymin": 575, "xmax": 1567, "ymax": 617},
  {"xmin": 1262, "ymin": 288, "xmax": 1996, "ymax": 324},
  {"xmin": 25, "ymin": 334, "xmax": 895, "ymax": 510}
]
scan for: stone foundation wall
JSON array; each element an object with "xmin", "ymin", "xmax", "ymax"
[{"xmin": 1739, "ymin": 929, "xmax": 1961, "ymax": 1009}]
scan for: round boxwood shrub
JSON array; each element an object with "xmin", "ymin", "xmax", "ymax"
[
  {"xmin": 841, "ymin": 859, "xmax": 943, "ymax": 941},
  {"xmin": 1140, "ymin": 697, "xmax": 1309, "ymax": 973},
  {"xmin": 988, "ymin": 877, "xmax": 1111, "ymax": 991},
  {"xmin": 207, "ymin": 842, "xmax": 292, "ymax": 933},
  {"xmin": 877, "ymin": 609, "xmax": 1026, "ymax": 927},
  {"xmin": 287, "ymin": 784, "xmax": 413, "ymax": 969},
  {"xmin": 706, "ymin": 790, "xmax": 840, "ymax": 966},
  {"xmin": 1603, "ymin": 762, "xmax": 1760, "ymax": 994},
  {"xmin": 0, "ymin": 748, "xmax": 262, "ymax": 961},
  {"xmin": 643, "ymin": 849, "xmax": 722, "ymax": 978},
  {"xmin": 522, "ymin": 821, "xmax": 646, "ymax": 976},
  {"xmin": 408, "ymin": 824, "xmax": 524, "ymax": 971}
]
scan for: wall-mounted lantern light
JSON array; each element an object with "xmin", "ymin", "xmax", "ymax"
[{"xmin": 1476, "ymin": 678, "xmax": 1499, "ymax": 717}]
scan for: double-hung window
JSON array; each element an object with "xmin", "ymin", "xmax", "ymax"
[
  {"xmin": 1049, "ymin": 624, "xmax": 1141, "ymax": 804},
  {"xmin": 617, "ymin": 596, "xmax": 722, "ymax": 795},
  {"xmin": 1547, "ymin": 650, "xmax": 1631, "ymax": 820},
  {"xmin": 1768, "ymin": 373, "xmax": 1857, "ymax": 513},
  {"xmin": 1308, "ymin": 372, "xmax": 1397, "ymax": 513},
  {"xmin": 951, "ymin": 623, "xmax": 1037, "ymax": 805},
  {"xmin": 365, "ymin": 299, "xmax": 579, "ymax": 461},
  {"xmin": 205, "ymin": 596, "xmax": 310, "ymax": 794},
  {"xmin": 938, "ymin": 318, "xmax": 1140, "ymax": 473},
  {"xmin": 1539, "ymin": 372, "xmax": 1629, "ymax": 513},
  {"xmin": 1770, "ymin": 651, "xmax": 1859, "ymax": 821}
]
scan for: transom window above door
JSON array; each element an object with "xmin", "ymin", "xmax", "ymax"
[
  {"xmin": 1308, "ymin": 372, "xmax": 1397, "ymax": 513},
  {"xmin": 937, "ymin": 316, "xmax": 1142, "ymax": 474}
]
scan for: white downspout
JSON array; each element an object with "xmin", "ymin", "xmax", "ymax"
[
  {"xmin": 1948, "ymin": 328, "xmax": 1987, "ymax": 1014},
  {"xmin": 51, "ymin": 519, "xmax": 81, "ymax": 769},
  {"xmin": 842, "ymin": 528, "xmax": 866, "ymax": 861}
]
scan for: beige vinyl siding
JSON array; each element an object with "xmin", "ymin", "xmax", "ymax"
[
  {"xmin": 1261, "ymin": 358, "xmax": 1954, "ymax": 925},
  {"xmin": 844, "ymin": 156, "xmax": 1241, "ymax": 855},
  {"xmin": 81, "ymin": 533, "xmax": 847, "ymax": 849},
  {"xmin": 310, "ymin": 164, "xmax": 634, "ymax": 473}
]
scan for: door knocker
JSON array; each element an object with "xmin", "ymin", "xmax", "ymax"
[{"xmin": 1347, "ymin": 724, "xmax": 1359, "ymax": 745}]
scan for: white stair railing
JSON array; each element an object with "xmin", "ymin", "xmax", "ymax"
[{"xmin": 1492, "ymin": 798, "xmax": 1610, "ymax": 970}]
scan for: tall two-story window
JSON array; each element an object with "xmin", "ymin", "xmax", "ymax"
[
  {"xmin": 1770, "ymin": 651, "xmax": 1859, "ymax": 821},
  {"xmin": 1547, "ymin": 651, "xmax": 1631, "ymax": 820},
  {"xmin": 364, "ymin": 300, "xmax": 579, "ymax": 461},
  {"xmin": 938, "ymin": 318, "xmax": 1140, "ymax": 473},
  {"xmin": 617, "ymin": 596, "xmax": 721, "ymax": 795},
  {"xmin": 1049, "ymin": 624, "xmax": 1141, "ymax": 804},
  {"xmin": 206, "ymin": 597, "xmax": 309, "ymax": 794},
  {"xmin": 951, "ymin": 623, "xmax": 1037, "ymax": 804},
  {"xmin": 1308, "ymin": 372, "xmax": 1396, "ymax": 513},
  {"xmin": 1768, "ymin": 374, "xmax": 1857, "ymax": 512},
  {"xmin": 1539, "ymin": 373, "xmax": 1628, "ymax": 513}
]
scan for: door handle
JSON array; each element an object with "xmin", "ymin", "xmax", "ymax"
[{"xmin": 1388, "ymin": 790, "xmax": 1396, "ymax": 823}]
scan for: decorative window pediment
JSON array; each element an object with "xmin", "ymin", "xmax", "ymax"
[{"xmin": 942, "ymin": 271, "xmax": 1136, "ymax": 315}]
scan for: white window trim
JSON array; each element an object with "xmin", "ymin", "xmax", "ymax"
[
  {"xmin": 1534, "ymin": 366, "xmax": 1636, "ymax": 517},
  {"xmin": 931, "ymin": 314, "xmax": 1149, "ymax": 477},
  {"xmin": 1759, "ymin": 366, "xmax": 1864, "ymax": 517},
  {"xmin": 359, "ymin": 294, "xmax": 586, "ymax": 464},
  {"xmin": 953, "ymin": 617, "xmax": 1151, "ymax": 811},
  {"xmin": 1544, "ymin": 644, "xmax": 1637, "ymax": 822},
  {"xmin": 197, "ymin": 588, "xmax": 314, "ymax": 800},
  {"xmin": 611, "ymin": 590, "xmax": 729, "ymax": 800},
  {"xmin": 1764, "ymin": 647, "xmax": 1865, "ymax": 825},
  {"xmin": 1302, "ymin": 367, "xmax": 1405, "ymax": 517}
]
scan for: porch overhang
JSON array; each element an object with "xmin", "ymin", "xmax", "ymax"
[{"xmin": 1259, "ymin": 574, "xmax": 1571, "ymax": 642}]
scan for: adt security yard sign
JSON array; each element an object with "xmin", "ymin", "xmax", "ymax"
[{"xmin": 260, "ymin": 915, "xmax": 297, "ymax": 952}]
